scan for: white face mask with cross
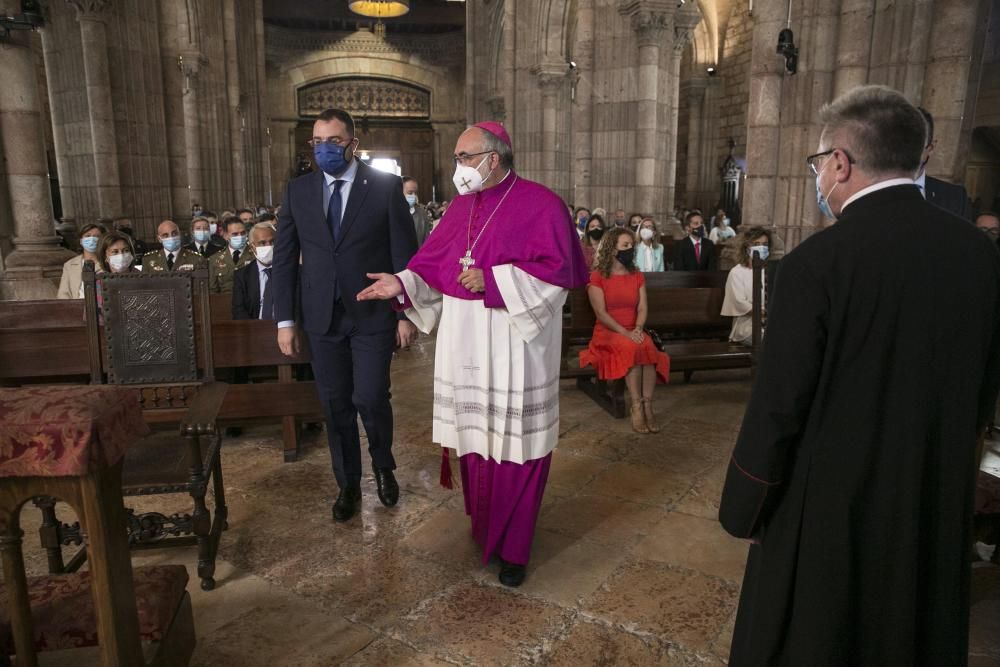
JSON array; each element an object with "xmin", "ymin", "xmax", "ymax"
[{"xmin": 452, "ymin": 154, "xmax": 493, "ymax": 196}]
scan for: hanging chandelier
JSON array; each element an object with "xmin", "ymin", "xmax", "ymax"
[{"xmin": 348, "ymin": 0, "xmax": 410, "ymax": 37}]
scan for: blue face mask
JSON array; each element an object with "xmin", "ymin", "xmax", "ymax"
[
  {"xmin": 162, "ymin": 237, "xmax": 181, "ymax": 252},
  {"xmin": 193, "ymin": 230, "xmax": 211, "ymax": 243},
  {"xmin": 749, "ymin": 245, "xmax": 770, "ymax": 262},
  {"xmin": 405, "ymin": 194, "xmax": 418, "ymax": 207},
  {"xmin": 313, "ymin": 142, "xmax": 352, "ymax": 176},
  {"xmin": 816, "ymin": 178, "xmax": 838, "ymax": 220},
  {"xmin": 81, "ymin": 236, "xmax": 99, "ymax": 253},
  {"xmin": 229, "ymin": 234, "xmax": 247, "ymax": 251}
]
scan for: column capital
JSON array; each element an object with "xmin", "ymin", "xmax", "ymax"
[
  {"xmin": 619, "ymin": 0, "xmax": 675, "ymax": 46},
  {"xmin": 66, "ymin": 0, "xmax": 113, "ymax": 21},
  {"xmin": 673, "ymin": 2, "xmax": 701, "ymax": 54},
  {"xmin": 531, "ymin": 60, "xmax": 569, "ymax": 91}
]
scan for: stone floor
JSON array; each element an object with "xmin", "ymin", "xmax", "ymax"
[{"xmin": 17, "ymin": 336, "xmax": 1000, "ymax": 665}]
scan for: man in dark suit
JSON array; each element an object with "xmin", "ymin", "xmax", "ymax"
[
  {"xmin": 232, "ymin": 222, "xmax": 276, "ymax": 320},
  {"xmin": 915, "ymin": 107, "xmax": 973, "ymax": 221},
  {"xmin": 673, "ymin": 211, "xmax": 717, "ymax": 270},
  {"xmin": 720, "ymin": 85, "xmax": 1000, "ymax": 665},
  {"xmin": 273, "ymin": 108, "xmax": 418, "ymax": 523}
]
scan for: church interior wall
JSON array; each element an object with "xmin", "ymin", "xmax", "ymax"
[
  {"xmin": 264, "ymin": 25, "xmax": 465, "ymax": 205},
  {"xmin": 31, "ymin": 0, "xmax": 267, "ymax": 241}
]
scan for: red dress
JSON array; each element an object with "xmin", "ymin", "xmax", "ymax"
[{"xmin": 579, "ymin": 271, "xmax": 670, "ymax": 382}]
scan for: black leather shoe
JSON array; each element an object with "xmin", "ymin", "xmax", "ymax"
[
  {"xmin": 332, "ymin": 484, "xmax": 361, "ymax": 522},
  {"xmin": 373, "ymin": 468, "xmax": 399, "ymax": 507},
  {"xmin": 499, "ymin": 560, "xmax": 526, "ymax": 588}
]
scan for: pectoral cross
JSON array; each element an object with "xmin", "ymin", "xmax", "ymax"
[{"xmin": 459, "ymin": 250, "xmax": 475, "ymax": 271}]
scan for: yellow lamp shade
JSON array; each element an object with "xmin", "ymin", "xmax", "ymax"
[{"xmin": 348, "ymin": 0, "xmax": 410, "ymax": 18}]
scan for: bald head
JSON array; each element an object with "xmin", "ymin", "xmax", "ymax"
[{"xmin": 157, "ymin": 220, "xmax": 179, "ymax": 240}]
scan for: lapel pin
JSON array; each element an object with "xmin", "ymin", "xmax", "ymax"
[{"xmin": 363, "ymin": 179, "xmax": 367, "ymax": 185}]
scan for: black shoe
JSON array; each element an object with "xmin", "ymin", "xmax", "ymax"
[
  {"xmin": 332, "ymin": 484, "xmax": 361, "ymax": 522},
  {"xmin": 499, "ymin": 560, "xmax": 526, "ymax": 588},
  {"xmin": 373, "ymin": 468, "xmax": 399, "ymax": 507}
]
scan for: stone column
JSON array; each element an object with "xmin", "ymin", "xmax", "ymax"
[
  {"xmin": 534, "ymin": 61, "xmax": 568, "ymax": 196},
  {"xmin": 664, "ymin": 2, "xmax": 700, "ymax": 213},
  {"xmin": 620, "ymin": 1, "xmax": 674, "ymax": 218},
  {"xmin": 38, "ymin": 5, "xmax": 75, "ymax": 232},
  {"xmin": 921, "ymin": 0, "xmax": 991, "ymax": 183},
  {"xmin": 684, "ymin": 77, "xmax": 709, "ymax": 208},
  {"xmin": 179, "ymin": 52, "xmax": 205, "ymax": 211},
  {"xmin": 0, "ymin": 0, "xmax": 74, "ymax": 298},
  {"xmin": 831, "ymin": 0, "xmax": 875, "ymax": 98},
  {"xmin": 68, "ymin": 0, "xmax": 122, "ymax": 218},
  {"xmin": 571, "ymin": 0, "xmax": 595, "ymax": 209},
  {"xmin": 740, "ymin": 0, "xmax": 785, "ymax": 229}
]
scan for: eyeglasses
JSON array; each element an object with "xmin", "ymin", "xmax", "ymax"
[
  {"xmin": 452, "ymin": 151, "xmax": 493, "ymax": 168},
  {"xmin": 308, "ymin": 137, "xmax": 353, "ymax": 147},
  {"xmin": 806, "ymin": 148, "xmax": 856, "ymax": 176}
]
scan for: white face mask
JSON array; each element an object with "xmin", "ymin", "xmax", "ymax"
[
  {"xmin": 209, "ymin": 222, "xmax": 218, "ymax": 235},
  {"xmin": 452, "ymin": 154, "xmax": 493, "ymax": 196},
  {"xmin": 639, "ymin": 228, "xmax": 655, "ymax": 241},
  {"xmin": 254, "ymin": 245, "xmax": 273, "ymax": 265},
  {"xmin": 108, "ymin": 253, "xmax": 133, "ymax": 273},
  {"xmin": 749, "ymin": 245, "xmax": 770, "ymax": 262}
]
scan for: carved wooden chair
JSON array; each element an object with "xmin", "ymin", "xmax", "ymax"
[{"xmin": 33, "ymin": 264, "xmax": 229, "ymax": 591}]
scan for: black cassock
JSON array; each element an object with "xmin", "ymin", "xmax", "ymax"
[{"xmin": 720, "ymin": 185, "xmax": 1000, "ymax": 666}]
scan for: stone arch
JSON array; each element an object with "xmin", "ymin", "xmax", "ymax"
[
  {"xmin": 288, "ymin": 59, "xmax": 459, "ymax": 119},
  {"xmin": 533, "ymin": 0, "xmax": 575, "ymax": 63}
]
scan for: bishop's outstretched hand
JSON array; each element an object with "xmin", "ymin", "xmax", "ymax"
[{"xmin": 357, "ymin": 273, "xmax": 403, "ymax": 301}]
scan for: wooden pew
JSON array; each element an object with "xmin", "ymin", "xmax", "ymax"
[
  {"xmin": 0, "ymin": 294, "xmax": 321, "ymax": 463},
  {"xmin": 562, "ymin": 267, "xmax": 762, "ymax": 418}
]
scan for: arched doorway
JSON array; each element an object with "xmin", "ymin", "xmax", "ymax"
[{"xmin": 294, "ymin": 77, "xmax": 437, "ymax": 202}]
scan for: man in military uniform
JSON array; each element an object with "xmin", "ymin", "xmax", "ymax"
[
  {"xmin": 142, "ymin": 220, "xmax": 206, "ymax": 272},
  {"xmin": 210, "ymin": 217, "xmax": 254, "ymax": 292}
]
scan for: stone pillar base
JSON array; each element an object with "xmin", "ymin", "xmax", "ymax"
[
  {"xmin": 4, "ymin": 238, "xmax": 75, "ymax": 269},
  {"xmin": 0, "ymin": 265, "xmax": 66, "ymax": 300}
]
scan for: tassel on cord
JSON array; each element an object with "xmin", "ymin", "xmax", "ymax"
[{"xmin": 439, "ymin": 447, "xmax": 454, "ymax": 489}]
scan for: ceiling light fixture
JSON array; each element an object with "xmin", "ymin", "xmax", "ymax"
[{"xmin": 348, "ymin": 0, "xmax": 410, "ymax": 37}]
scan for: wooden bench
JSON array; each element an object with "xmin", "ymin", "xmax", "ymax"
[
  {"xmin": 562, "ymin": 265, "xmax": 763, "ymax": 418},
  {"xmin": 0, "ymin": 294, "xmax": 321, "ymax": 463}
]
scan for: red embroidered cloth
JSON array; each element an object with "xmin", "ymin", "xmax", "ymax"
[{"xmin": 0, "ymin": 386, "xmax": 148, "ymax": 478}]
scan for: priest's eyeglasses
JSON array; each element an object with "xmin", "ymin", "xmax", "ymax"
[
  {"xmin": 453, "ymin": 150, "xmax": 494, "ymax": 167},
  {"xmin": 806, "ymin": 148, "xmax": 856, "ymax": 176}
]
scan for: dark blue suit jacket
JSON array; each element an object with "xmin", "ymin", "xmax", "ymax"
[
  {"xmin": 272, "ymin": 162, "xmax": 417, "ymax": 335},
  {"xmin": 925, "ymin": 176, "xmax": 973, "ymax": 221}
]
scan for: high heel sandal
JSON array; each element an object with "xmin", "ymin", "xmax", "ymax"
[
  {"xmin": 631, "ymin": 400, "xmax": 650, "ymax": 434},
  {"xmin": 642, "ymin": 398, "xmax": 660, "ymax": 433}
]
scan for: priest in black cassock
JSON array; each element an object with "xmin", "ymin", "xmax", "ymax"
[{"xmin": 719, "ymin": 84, "xmax": 1000, "ymax": 666}]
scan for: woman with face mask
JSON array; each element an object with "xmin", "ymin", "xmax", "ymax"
[
  {"xmin": 580, "ymin": 228, "xmax": 671, "ymax": 433},
  {"xmin": 57, "ymin": 222, "xmax": 108, "ymax": 299},
  {"xmin": 634, "ymin": 218, "xmax": 665, "ymax": 272},
  {"xmin": 709, "ymin": 212, "xmax": 737, "ymax": 243},
  {"xmin": 581, "ymin": 214, "xmax": 606, "ymax": 269},
  {"xmin": 99, "ymin": 232, "xmax": 138, "ymax": 275},
  {"xmin": 721, "ymin": 226, "xmax": 771, "ymax": 346}
]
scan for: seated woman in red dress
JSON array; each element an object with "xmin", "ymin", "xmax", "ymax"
[{"xmin": 580, "ymin": 227, "xmax": 670, "ymax": 433}]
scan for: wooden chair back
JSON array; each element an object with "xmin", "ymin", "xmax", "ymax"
[{"xmin": 82, "ymin": 263, "xmax": 215, "ymax": 386}]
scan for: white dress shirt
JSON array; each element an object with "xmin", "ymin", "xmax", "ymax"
[{"xmin": 257, "ymin": 261, "xmax": 271, "ymax": 320}]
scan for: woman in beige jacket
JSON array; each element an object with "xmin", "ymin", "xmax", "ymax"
[{"xmin": 57, "ymin": 222, "xmax": 107, "ymax": 299}]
